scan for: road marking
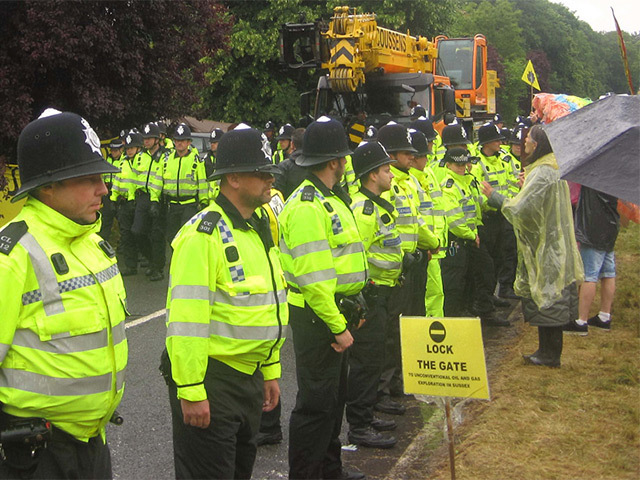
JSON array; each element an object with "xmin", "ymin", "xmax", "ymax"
[{"xmin": 125, "ymin": 309, "xmax": 166, "ymax": 329}]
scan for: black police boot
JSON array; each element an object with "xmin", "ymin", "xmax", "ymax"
[
  {"xmin": 492, "ymin": 295, "xmax": 511, "ymax": 308},
  {"xmin": 347, "ymin": 426, "xmax": 397, "ymax": 449},
  {"xmin": 374, "ymin": 397, "xmax": 406, "ymax": 415},
  {"xmin": 256, "ymin": 430, "xmax": 283, "ymax": 446},
  {"xmin": 337, "ymin": 469, "xmax": 366, "ymax": 480},
  {"xmin": 371, "ymin": 417, "xmax": 397, "ymax": 432},
  {"xmin": 149, "ymin": 270, "xmax": 164, "ymax": 282}
]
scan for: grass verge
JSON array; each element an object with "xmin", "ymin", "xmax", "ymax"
[{"xmin": 425, "ymin": 222, "xmax": 640, "ymax": 480}]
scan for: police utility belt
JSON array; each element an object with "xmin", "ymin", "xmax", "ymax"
[
  {"xmin": 288, "ymin": 285, "xmax": 367, "ymax": 330},
  {"xmin": 166, "ymin": 195, "xmax": 196, "ymax": 205}
]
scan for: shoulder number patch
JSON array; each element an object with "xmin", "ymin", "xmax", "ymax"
[
  {"xmin": 445, "ymin": 178, "xmax": 454, "ymax": 188},
  {"xmin": 301, "ymin": 185, "xmax": 315, "ymax": 202},
  {"xmin": 362, "ymin": 200, "xmax": 374, "ymax": 216},
  {"xmin": 197, "ymin": 211, "xmax": 221, "ymax": 235},
  {"xmin": 0, "ymin": 221, "xmax": 28, "ymax": 255}
]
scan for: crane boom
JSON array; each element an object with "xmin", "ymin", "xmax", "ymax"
[{"xmin": 322, "ymin": 6, "xmax": 438, "ymax": 92}]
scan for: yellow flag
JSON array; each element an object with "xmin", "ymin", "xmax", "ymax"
[{"xmin": 521, "ymin": 60, "xmax": 540, "ymax": 90}]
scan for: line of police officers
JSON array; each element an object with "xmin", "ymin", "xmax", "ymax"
[{"xmin": 0, "ymin": 107, "xmax": 525, "ymax": 480}]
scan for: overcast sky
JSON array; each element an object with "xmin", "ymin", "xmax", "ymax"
[{"xmin": 551, "ymin": 0, "xmax": 639, "ymax": 32}]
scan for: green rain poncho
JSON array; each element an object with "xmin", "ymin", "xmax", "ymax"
[{"xmin": 489, "ymin": 153, "xmax": 584, "ymax": 310}]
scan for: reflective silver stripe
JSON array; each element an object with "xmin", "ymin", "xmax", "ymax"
[
  {"xmin": 369, "ymin": 258, "xmax": 402, "ymax": 270},
  {"xmin": 210, "ymin": 320, "xmax": 281, "ymax": 341},
  {"xmin": 369, "ymin": 244, "xmax": 402, "ymax": 255},
  {"xmin": 166, "ymin": 322, "xmax": 210, "ymax": 338},
  {"xmin": 112, "ymin": 322, "xmax": 126, "ymax": 346},
  {"xmin": 213, "ymin": 289, "xmax": 287, "ymax": 307},
  {"xmin": 0, "ymin": 343, "xmax": 10, "ymax": 363},
  {"xmin": 432, "ymin": 209, "xmax": 445, "ymax": 216},
  {"xmin": 171, "ymin": 285, "xmax": 210, "ymax": 301},
  {"xmin": 400, "ymin": 233, "xmax": 418, "ymax": 243},
  {"xmin": 431, "ymin": 191, "xmax": 443, "ymax": 198},
  {"xmin": 296, "ymin": 268, "xmax": 337, "ymax": 287},
  {"xmin": 337, "ymin": 271, "xmax": 365, "ymax": 285},
  {"xmin": 0, "ymin": 369, "xmax": 115, "ymax": 396},
  {"xmin": 332, "ymin": 243, "xmax": 364, "ymax": 258},
  {"xmin": 448, "ymin": 207, "xmax": 463, "ymax": 216},
  {"xmin": 116, "ymin": 368, "xmax": 125, "ymax": 391},
  {"xmin": 396, "ymin": 216, "xmax": 418, "ymax": 225},
  {"xmin": 19, "ymin": 233, "xmax": 64, "ymax": 315},
  {"xmin": 284, "ymin": 239, "xmax": 331, "ymax": 259},
  {"xmin": 449, "ymin": 218, "xmax": 467, "ymax": 228},
  {"xmin": 172, "ymin": 285, "xmax": 287, "ymax": 307}
]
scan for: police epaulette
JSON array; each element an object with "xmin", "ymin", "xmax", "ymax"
[
  {"xmin": 445, "ymin": 178, "xmax": 454, "ymax": 188},
  {"xmin": 470, "ymin": 179, "xmax": 479, "ymax": 188},
  {"xmin": 362, "ymin": 200, "xmax": 374, "ymax": 216},
  {"xmin": 301, "ymin": 185, "xmax": 315, "ymax": 202},
  {"xmin": 0, "ymin": 220, "xmax": 28, "ymax": 255},
  {"xmin": 197, "ymin": 211, "xmax": 221, "ymax": 235}
]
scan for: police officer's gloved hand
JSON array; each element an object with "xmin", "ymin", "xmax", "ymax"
[{"xmin": 402, "ymin": 252, "xmax": 417, "ymax": 272}]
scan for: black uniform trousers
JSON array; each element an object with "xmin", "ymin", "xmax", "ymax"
[
  {"xmin": 475, "ymin": 212, "xmax": 504, "ymax": 307},
  {"xmin": 0, "ymin": 411, "xmax": 111, "ymax": 480},
  {"xmin": 377, "ymin": 281, "xmax": 409, "ymax": 399},
  {"xmin": 498, "ymin": 218, "xmax": 517, "ymax": 291},
  {"xmin": 441, "ymin": 237, "xmax": 473, "ymax": 317},
  {"xmin": 168, "ymin": 358, "xmax": 263, "ymax": 480},
  {"xmin": 115, "ymin": 200, "xmax": 137, "ymax": 271},
  {"xmin": 346, "ymin": 285, "xmax": 392, "ymax": 428},
  {"xmin": 166, "ymin": 202, "xmax": 198, "ymax": 244},
  {"xmin": 132, "ymin": 192, "xmax": 167, "ymax": 273},
  {"xmin": 404, "ymin": 249, "xmax": 429, "ymax": 316},
  {"xmin": 288, "ymin": 304, "xmax": 348, "ymax": 480}
]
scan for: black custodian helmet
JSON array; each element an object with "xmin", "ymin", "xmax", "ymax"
[
  {"xmin": 124, "ymin": 130, "xmax": 144, "ymax": 149},
  {"xmin": 409, "ymin": 129, "xmax": 429, "ymax": 156},
  {"xmin": 13, "ymin": 108, "xmax": 119, "ymax": 202},
  {"xmin": 141, "ymin": 122, "xmax": 161, "ymax": 138},
  {"xmin": 377, "ymin": 122, "xmax": 417, "ymax": 153},
  {"xmin": 441, "ymin": 124, "xmax": 471, "ymax": 146},
  {"xmin": 408, "ymin": 117, "xmax": 437, "ymax": 141},
  {"xmin": 210, "ymin": 124, "xmax": 280, "ymax": 179},
  {"xmin": 352, "ymin": 141, "xmax": 395, "ymax": 179},
  {"xmin": 172, "ymin": 123, "xmax": 192, "ymax": 140},
  {"xmin": 296, "ymin": 116, "xmax": 352, "ymax": 167},
  {"xmin": 210, "ymin": 128, "xmax": 224, "ymax": 142},
  {"xmin": 277, "ymin": 124, "xmax": 295, "ymax": 140},
  {"xmin": 477, "ymin": 123, "xmax": 506, "ymax": 145}
]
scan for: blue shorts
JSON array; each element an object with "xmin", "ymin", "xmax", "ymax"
[{"xmin": 580, "ymin": 247, "xmax": 616, "ymax": 282}]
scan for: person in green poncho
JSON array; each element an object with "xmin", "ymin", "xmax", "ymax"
[{"xmin": 481, "ymin": 125, "xmax": 584, "ymax": 368}]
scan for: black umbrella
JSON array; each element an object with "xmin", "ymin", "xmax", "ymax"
[{"xmin": 544, "ymin": 94, "xmax": 640, "ymax": 205}]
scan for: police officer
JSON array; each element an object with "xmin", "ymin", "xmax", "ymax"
[
  {"xmin": 346, "ymin": 141, "xmax": 401, "ymax": 450},
  {"xmin": 376, "ymin": 122, "xmax": 439, "ymax": 412},
  {"xmin": 137, "ymin": 122, "xmax": 167, "ymax": 281},
  {"xmin": 274, "ymin": 127, "xmax": 307, "ymax": 200},
  {"xmin": 99, "ymin": 138, "xmax": 125, "ymax": 241},
  {"xmin": 0, "ymin": 109, "xmax": 128, "ymax": 478},
  {"xmin": 431, "ymin": 123, "xmax": 472, "ymax": 183},
  {"xmin": 409, "ymin": 129, "xmax": 448, "ymax": 317},
  {"xmin": 162, "ymin": 124, "xmax": 287, "ymax": 479},
  {"xmin": 111, "ymin": 130, "xmax": 144, "ymax": 276},
  {"xmin": 263, "ymin": 120, "xmax": 277, "ymax": 153},
  {"xmin": 497, "ymin": 124, "xmax": 526, "ymax": 300},
  {"xmin": 272, "ymin": 124, "xmax": 295, "ymax": 164},
  {"xmin": 470, "ymin": 123, "xmax": 512, "ymax": 314},
  {"xmin": 202, "ymin": 128, "xmax": 224, "ymax": 179},
  {"xmin": 153, "ymin": 123, "xmax": 209, "ymax": 243},
  {"xmin": 279, "ymin": 116, "xmax": 367, "ymax": 480},
  {"xmin": 157, "ymin": 121, "xmax": 174, "ymax": 151}
]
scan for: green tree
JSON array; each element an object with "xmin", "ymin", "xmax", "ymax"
[{"xmin": 0, "ymin": 0, "xmax": 231, "ymax": 157}]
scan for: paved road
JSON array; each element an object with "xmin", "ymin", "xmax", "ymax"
[{"xmin": 108, "ymin": 271, "xmax": 517, "ymax": 479}]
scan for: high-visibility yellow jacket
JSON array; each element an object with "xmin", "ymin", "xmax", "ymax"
[
  {"xmin": 279, "ymin": 176, "xmax": 367, "ymax": 334},
  {"xmin": 410, "ymin": 166, "xmax": 447, "ymax": 258},
  {"xmin": 470, "ymin": 149, "xmax": 509, "ymax": 213},
  {"xmin": 153, "ymin": 146, "xmax": 208, "ymax": 205},
  {"xmin": 135, "ymin": 149, "xmax": 164, "ymax": 202},
  {"xmin": 340, "ymin": 154, "xmax": 359, "ymax": 197},
  {"xmin": 0, "ymin": 198, "xmax": 128, "ymax": 441},
  {"xmin": 166, "ymin": 194, "xmax": 288, "ymax": 402},
  {"xmin": 103, "ymin": 152, "xmax": 123, "ymax": 186},
  {"xmin": 440, "ymin": 169, "xmax": 481, "ymax": 241},
  {"xmin": 110, "ymin": 154, "xmax": 138, "ymax": 202},
  {"xmin": 499, "ymin": 148, "xmax": 522, "ymax": 198},
  {"xmin": 351, "ymin": 188, "xmax": 402, "ymax": 287},
  {"xmin": 381, "ymin": 166, "xmax": 439, "ymax": 254}
]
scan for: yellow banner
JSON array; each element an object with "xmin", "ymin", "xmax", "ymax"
[
  {"xmin": 400, "ymin": 316, "xmax": 490, "ymax": 399},
  {"xmin": 521, "ymin": 60, "xmax": 540, "ymax": 90}
]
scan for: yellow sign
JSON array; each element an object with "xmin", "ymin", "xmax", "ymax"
[
  {"xmin": 521, "ymin": 60, "xmax": 540, "ymax": 90},
  {"xmin": 0, "ymin": 164, "xmax": 26, "ymax": 228},
  {"xmin": 400, "ymin": 316, "xmax": 490, "ymax": 399}
]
